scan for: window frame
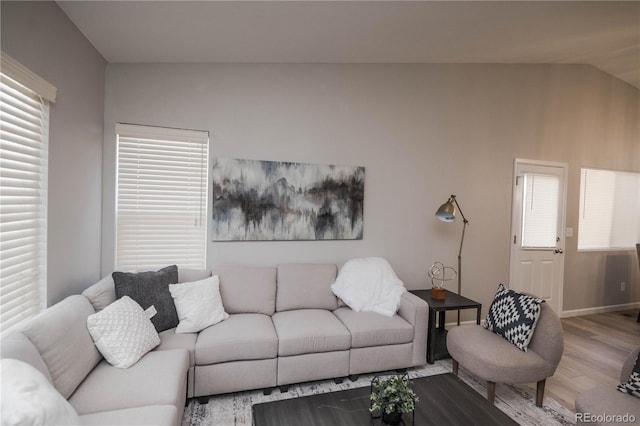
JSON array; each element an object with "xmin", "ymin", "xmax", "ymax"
[
  {"xmin": 114, "ymin": 123, "xmax": 209, "ymax": 272},
  {"xmin": 577, "ymin": 167, "xmax": 640, "ymax": 252},
  {"xmin": 0, "ymin": 52, "xmax": 56, "ymax": 334}
]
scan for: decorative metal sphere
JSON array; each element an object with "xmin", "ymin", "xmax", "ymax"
[{"xmin": 427, "ymin": 262, "xmax": 457, "ymax": 289}]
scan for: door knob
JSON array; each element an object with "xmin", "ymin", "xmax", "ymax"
[{"xmin": 554, "ymin": 248, "xmax": 564, "ymax": 254}]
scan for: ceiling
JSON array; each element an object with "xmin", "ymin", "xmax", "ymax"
[{"xmin": 57, "ymin": 1, "xmax": 640, "ymax": 88}]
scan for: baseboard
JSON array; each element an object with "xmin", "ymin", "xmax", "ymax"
[{"xmin": 561, "ymin": 302, "xmax": 640, "ymax": 318}]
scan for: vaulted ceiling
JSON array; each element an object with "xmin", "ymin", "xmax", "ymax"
[{"xmin": 57, "ymin": 1, "xmax": 640, "ymax": 88}]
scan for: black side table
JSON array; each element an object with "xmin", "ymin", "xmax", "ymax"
[{"xmin": 409, "ymin": 289, "xmax": 482, "ymax": 364}]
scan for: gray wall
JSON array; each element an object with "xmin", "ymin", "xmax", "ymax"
[
  {"xmin": 102, "ymin": 63, "xmax": 639, "ymax": 316},
  {"xmin": 1, "ymin": 1, "xmax": 106, "ymax": 305}
]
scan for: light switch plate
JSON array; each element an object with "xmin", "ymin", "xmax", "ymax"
[{"xmin": 565, "ymin": 227, "xmax": 573, "ymax": 237}]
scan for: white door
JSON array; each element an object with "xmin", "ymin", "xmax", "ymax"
[{"xmin": 509, "ymin": 159, "xmax": 567, "ymax": 314}]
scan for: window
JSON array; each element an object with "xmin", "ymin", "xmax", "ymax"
[
  {"xmin": 521, "ymin": 173, "xmax": 561, "ymax": 248},
  {"xmin": 115, "ymin": 123, "xmax": 209, "ymax": 271},
  {"xmin": 578, "ymin": 168, "xmax": 640, "ymax": 251},
  {"xmin": 1, "ymin": 53, "xmax": 56, "ymax": 333}
]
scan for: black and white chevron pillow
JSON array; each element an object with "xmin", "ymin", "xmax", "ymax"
[
  {"xmin": 484, "ymin": 283, "xmax": 544, "ymax": 352},
  {"xmin": 617, "ymin": 353, "xmax": 640, "ymax": 399}
]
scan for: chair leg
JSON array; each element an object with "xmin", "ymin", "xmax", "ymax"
[
  {"xmin": 536, "ymin": 379, "xmax": 546, "ymax": 407},
  {"xmin": 487, "ymin": 381, "xmax": 496, "ymax": 404},
  {"xmin": 452, "ymin": 359, "xmax": 459, "ymax": 376}
]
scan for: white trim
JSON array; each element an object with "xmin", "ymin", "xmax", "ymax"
[
  {"xmin": 510, "ymin": 158, "xmax": 568, "ymax": 316},
  {"xmin": 1, "ymin": 52, "xmax": 57, "ymax": 102},
  {"xmin": 561, "ymin": 302, "xmax": 640, "ymax": 318}
]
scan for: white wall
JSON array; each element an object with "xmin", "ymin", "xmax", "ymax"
[
  {"xmin": 103, "ymin": 63, "xmax": 639, "ymax": 316},
  {"xmin": 1, "ymin": 1, "xmax": 106, "ymax": 305}
]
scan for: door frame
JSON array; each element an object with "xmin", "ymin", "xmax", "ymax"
[{"xmin": 509, "ymin": 158, "xmax": 568, "ymax": 315}]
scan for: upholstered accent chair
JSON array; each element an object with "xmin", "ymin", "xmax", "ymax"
[
  {"xmin": 575, "ymin": 346, "xmax": 640, "ymax": 425},
  {"xmin": 446, "ymin": 302, "xmax": 564, "ymax": 407}
]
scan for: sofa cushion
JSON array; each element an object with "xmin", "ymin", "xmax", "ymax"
[
  {"xmin": 113, "ymin": 265, "xmax": 179, "ymax": 332},
  {"xmin": 169, "ymin": 275, "xmax": 229, "ymax": 333},
  {"xmin": 21, "ymin": 295, "xmax": 102, "ymax": 399},
  {"xmin": 79, "ymin": 405, "xmax": 177, "ymax": 426},
  {"xmin": 178, "ymin": 268, "xmax": 212, "ymax": 283},
  {"xmin": 82, "ymin": 275, "xmax": 116, "ymax": 312},
  {"xmin": 82, "ymin": 268, "xmax": 211, "ymax": 313},
  {"xmin": 86, "ymin": 296, "xmax": 160, "ymax": 369},
  {"xmin": 1, "ymin": 331, "xmax": 53, "ymax": 383},
  {"xmin": 272, "ymin": 309, "xmax": 351, "ymax": 356},
  {"xmin": 195, "ymin": 313, "xmax": 278, "ymax": 365},
  {"xmin": 214, "ymin": 265, "xmax": 277, "ymax": 315},
  {"xmin": 1, "ymin": 358, "xmax": 80, "ymax": 426},
  {"xmin": 156, "ymin": 328, "xmax": 197, "ymax": 367},
  {"xmin": 68, "ymin": 349, "xmax": 189, "ymax": 415},
  {"xmin": 333, "ymin": 307, "xmax": 414, "ymax": 348},
  {"xmin": 276, "ymin": 263, "xmax": 338, "ymax": 311}
]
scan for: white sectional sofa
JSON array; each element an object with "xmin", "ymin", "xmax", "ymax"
[{"xmin": 1, "ymin": 263, "xmax": 429, "ymax": 425}]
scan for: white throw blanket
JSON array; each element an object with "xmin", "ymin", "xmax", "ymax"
[{"xmin": 331, "ymin": 257, "xmax": 406, "ymax": 317}]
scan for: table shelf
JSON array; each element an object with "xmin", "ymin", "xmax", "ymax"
[{"xmin": 409, "ymin": 289, "xmax": 482, "ymax": 364}]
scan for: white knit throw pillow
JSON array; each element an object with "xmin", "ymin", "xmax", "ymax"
[{"xmin": 86, "ymin": 296, "xmax": 160, "ymax": 368}]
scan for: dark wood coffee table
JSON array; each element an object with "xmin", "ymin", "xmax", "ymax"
[{"xmin": 252, "ymin": 373, "xmax": 517, "ymax": 425}]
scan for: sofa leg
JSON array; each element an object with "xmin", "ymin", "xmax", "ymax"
[
  {"xmin": 263, "ymin": 388, "xmax": 273, "ymax": 396},
  {"xmin": 452, "ymin": 359, "xmax": 459, "ymax": 376},
  {"xmin": 197, "ymin": 396, "xmax": 209, "ymax": 404},
  {"xmin": 487, "ymin": 381, "xmax": 496, "ymax": 404},
  {"xmin": 279, "ymin": 385, "xmax": 289, "ymax": 393},
  {"xmin": 536, "ymin": 379, "xmax": 546, "ymax": 407},
  {"xmin": 348, "ymin": 375, "xmax": 359, "ymax": 382},
  {"xmin": 395, "ymin": 368, "xmax": 407, "ymax": 373},
  {"xmin": 334, "ymin": 377, "xmax": 344, "ymax": 384}
]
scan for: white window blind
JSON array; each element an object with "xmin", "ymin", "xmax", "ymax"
[
  {"xmin": 578, "ymin": 168, "xmax": 640, "ymax": 251},
  {"xmin": 115, "ymin": 124, "xmax": 209, "ymax": 271},
  {"xmin": 521, "ymin": 173, "xmax": 560, "ymax": 248},
  {"xmin": 0, "ymin": 73, "xmax": 50, "ymax": 333}
]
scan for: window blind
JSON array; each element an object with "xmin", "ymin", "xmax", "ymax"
[
  {"xmin": 0, "ymin": 73, "xmax": 49, "ymax": 333},
  {"xmin": 115, "ymin": 123, "xmax": 209, "ymax": 271},
  {"xmin": 578, "ymin": 168, "xmax": 640, "ymax": 250},
  {"xmin": 521, "ymin": 173, "xmax": 560, "ymax": 248}
]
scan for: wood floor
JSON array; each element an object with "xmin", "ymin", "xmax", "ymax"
[{"xmin": 522, "ymin": 309, "xmax": 640, "ymax": 412}]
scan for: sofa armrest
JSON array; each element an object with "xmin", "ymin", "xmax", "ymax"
[{"xmin": 397, "ymin": 292, "xmax": 428, "ymax": 367}]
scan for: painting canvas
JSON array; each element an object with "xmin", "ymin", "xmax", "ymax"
[{"xmin": 211, "ymin": 158, "xmax": 364, "ymax": 241}]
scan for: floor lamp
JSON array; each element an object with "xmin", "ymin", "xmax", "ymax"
[{"xmin": 435, "ymin": 195, "xmax": 469, "ymax": 325}]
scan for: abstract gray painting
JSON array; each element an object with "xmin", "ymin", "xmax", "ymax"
[{"xmin": 211, "ymin": 158, "xmax": 364, "ymax": 241}]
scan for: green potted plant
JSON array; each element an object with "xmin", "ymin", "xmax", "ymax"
[{"xmin": 370, "ymin": 374, "xmax": 418, "ymax": 425}]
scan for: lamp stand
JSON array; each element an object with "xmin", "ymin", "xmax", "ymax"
[
  {"xmin": 435, "ymin": 194, "xmax": 469, "ymax": 325},
  {"xmin": 452, "ymin": 196, "xmax": 468, "ymax": 326}
]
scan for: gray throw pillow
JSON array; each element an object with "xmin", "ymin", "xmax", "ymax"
[{"xmin": 112, "ymin": 265, "xmax": 179, "ymax": 332}]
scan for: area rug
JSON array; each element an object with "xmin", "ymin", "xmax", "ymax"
[{"xmin": 182, "ymin": 360, "xmax": 575, "ymax": 426}]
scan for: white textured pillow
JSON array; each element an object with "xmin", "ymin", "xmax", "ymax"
[
  {"xmin": 1, "ymin": 358, "xmax": 80, "ymax": 426},
  {"xmin": 86, "ymin": 296, "xmax": 160, "ymax": 368},
  {"xmin": 169, "ymin": 275, "xmax": 229, "ymax": 333}
]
